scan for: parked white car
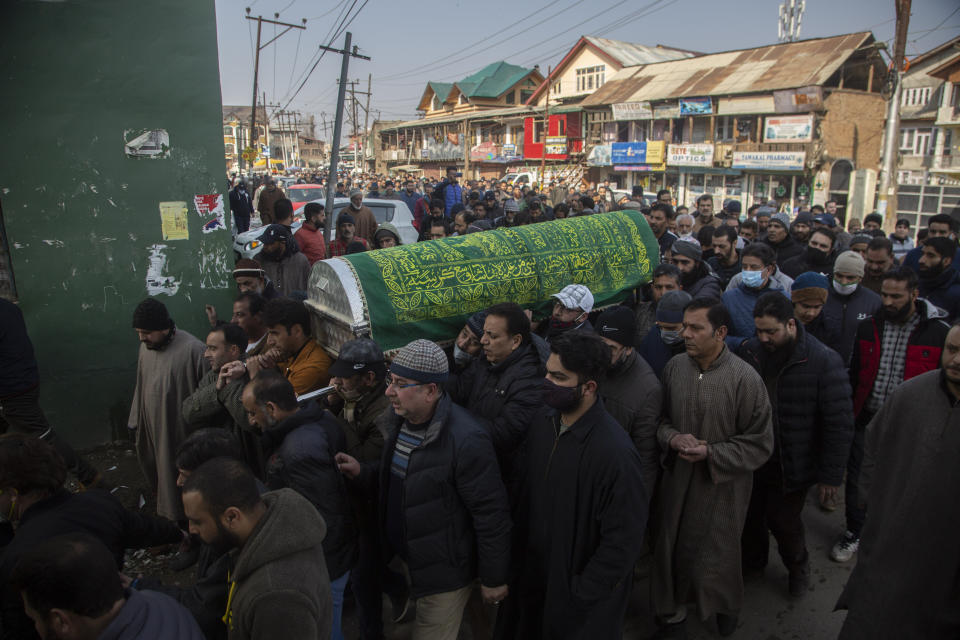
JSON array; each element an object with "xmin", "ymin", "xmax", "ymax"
[{"xmin": 233, "ymin": 198, "xmax": 419, "ymax": 259}]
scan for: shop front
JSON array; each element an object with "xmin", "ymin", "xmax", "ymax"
[{"xmin": 732, "ymin": 151, "xmax": 811, "ymax": 213}]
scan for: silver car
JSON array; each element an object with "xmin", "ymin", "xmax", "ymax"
[{"xmin": 233, "ymin": 197, "xmax": 420, "ymax": 259}]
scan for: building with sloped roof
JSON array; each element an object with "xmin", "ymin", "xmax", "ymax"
[
  {"xmin": 417, "ymin": 62, "xmax": 544, "ymax": 119},
  {"xmin": 574, "ymin": 32, "xmax": 889, "ymax": 222}
]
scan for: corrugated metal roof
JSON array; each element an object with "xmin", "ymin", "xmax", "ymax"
[
  {"xmin": 379, "ymin": 106, "xmax": 535, "ymax": 132},
  {"xmin": 458, "ymin": 61, "xmax": 534, "ymax": 98},
  {"xmin": 585, "ymin": 36, "xmax": 697, "ymax": 66},
  {"xmin": 581, "ymin": 32, "xmax": 874, "ymax": 106}
]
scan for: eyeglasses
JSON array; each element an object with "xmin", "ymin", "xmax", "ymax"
[{"xmin": 386, "ymin": 375, "xmax": 423, "ymax": 389}]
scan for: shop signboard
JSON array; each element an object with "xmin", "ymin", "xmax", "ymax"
[
  {"xmin": 587, "ymin": 144, "xmax": 611, "ymax": 167},
  {"xmin": 611, "ymin": 141, "xmax": 647, "ymax": 164},
  {"xmin": 679, "ymin": 97, "xmax": 712, "ymax": 115},
  {"xmin": 652, "ymin": 102, "xmax": 680, "ymax": 119},
  {"xmin": 612, "ymin": 101, "xmax": 653, "ymax": 121},
  {"xmin": 613, "ymin": 164, "xmax": 667, "ymax": 172},
  {"xmin": 470, "ymin": 141, "xmax": 498, "ymax": 161},
  {"xmin": 667, "ymin": 143, "xmax": 714, "ymax": 167},
  {"xmin": 645, "ymin": 141, "xmax": 665, "ymax": 164},
  {"xmin": 763, "ymin": 115, "xmax": 814, "ymax": 143},
  {"xmin": 545, "ymin": 136, "xmax": 567, "ymax": 155},
  {"xmin": 773, "ymin": 86, "xmax": 823, "ymax": 113},
  {"xmin": 732, "ymin": 151, "xmax": 806, "ymax": 171}
]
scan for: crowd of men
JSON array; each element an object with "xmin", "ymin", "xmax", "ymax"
[{"xmin": 1, "ymin": 172, "xmax": 958, "ymax": 640}]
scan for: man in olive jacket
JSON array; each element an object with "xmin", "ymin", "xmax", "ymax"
[
  {"xmin": 182, "ymin": 458, "xmax": 332, "ymax": 640},
  {"xmin": 595, "ymin": 306, "xmax": 662, "ymax": 502}
]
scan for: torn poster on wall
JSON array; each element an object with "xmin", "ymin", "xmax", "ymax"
[
  {"xmin": 193, "ymin": 194, "xmax": 226, "ymax": 233},
  {"xmin": 159, "ymin": 201, "xmax": 189, "ymax": 240},
  {"xmin": 199, "ymin": 242, "xmax": 230, "ymax": 289},
  {"xmin": 146, "ymin": 244, "xmax": 180, "ymax": 296},
  {"xmin": 124, "ymin": 129, "xmax": 170, "ymax": 159}
]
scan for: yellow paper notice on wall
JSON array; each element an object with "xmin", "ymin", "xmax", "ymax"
[{"xmin": 159, "ymin": 201, "xmax": 189, "ymax": 240}]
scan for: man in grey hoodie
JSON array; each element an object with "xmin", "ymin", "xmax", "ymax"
[{"xmin": 182, "ymin": 457, "xmax": 332, "ymax": 640}]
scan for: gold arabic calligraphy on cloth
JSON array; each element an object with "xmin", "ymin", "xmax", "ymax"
[{"xmin": 367, "ymin": 211, "xmax": 653, "ymax": 324}]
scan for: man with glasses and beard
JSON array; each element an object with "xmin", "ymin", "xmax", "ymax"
[
  {"xmin": 335, "ymin": 339, "xmax": 510, "ymax": 640},
  {"xmin": 832, "ymin": 266, "xmax": 950, "ymax": 565}
]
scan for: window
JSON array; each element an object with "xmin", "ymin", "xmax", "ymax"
[
  {"xmin": 915, "ymin": 128, "xmax": 933, "ymax": 155},
  {"xmin": 458, "ymin": 94, "xmax": 468, "ymax": 105},
  {"xmin": 944, "ymin": 129, "xmax": 953, "ymax": 156},
  {"xmin": 714, "ymin": 116, "xmax": 734, "ymax": 141},
  {"xmin": 224, "ymin": 143, "xmax": 235, "ymax": 154},
  {"xmin": 520, "ymin": 90, "xmax": 533, "ymax": 104},
  {"xmin": 505, "ymin": 91, "xmax": 516, "ymax": 105},
  {"xmin": 576, "ymin": 65, "xmax": 605, "ymax": 93},
  {"xmin": 432, "ymin": 95, "xmax": 441, "ymax": 111},
  {"xmin": 901, "ymin": 86, "xmax": 932, "ymax": 106},
  {"xmin": 553, "ymin": 80, "xmax": 561, "ymax": 95},
  {"xmin": 690, "ymin": 118, "xmax": 709, "ymax": 144},
  {"xmin": 900, "ymin": 128, "xmax": 915, "ymax": 152},
  {"xmin": 223, "ymin": 125, "xmax": 234, "ymax": 136},
  {"xmin": 952, "ymin": 84, "xmax": 960, "ymax": 108}
]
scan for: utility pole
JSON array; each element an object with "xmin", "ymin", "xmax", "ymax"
[
  {"xmin": 321, "ymin": 32, "xmax": 371, "ymax": 243},
  {"xmin": 878, "ymin": 0, "xmax": 911, "ymax": 231},
  {"xmin": 243, "ymin": 10, "xmax": 306, "ymax": 174},
  {"xmin": 362, "ymin": 74, "xmax": 372, "ymax": 173},
  {"xmin": 540, "ymin": 66, "xmax": 553, "ymax": 187}
]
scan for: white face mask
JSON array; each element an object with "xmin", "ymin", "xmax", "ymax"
[
  {"xmin": 833, "ymin": 280, "xmax": 858, "ymax": 296},
  {"xmin": 453, "ymin": 344, "xmax": 473, "ymax": 366}
]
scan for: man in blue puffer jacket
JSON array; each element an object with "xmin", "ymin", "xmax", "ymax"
[
  {"xmin": 432, "ymin": 166, "xmax": 463, "ymax": 217},
  {"xmin": 721, "ymin": 242, "xmax": 790, "ymax": 339}
]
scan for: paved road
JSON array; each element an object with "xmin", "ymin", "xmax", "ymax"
[{"xmin": 353, "ymin": 492, "xmax": 852, "ymax": 640}]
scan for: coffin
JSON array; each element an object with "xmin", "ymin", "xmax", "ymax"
[{"xmin": 306, "ymin": 209, "xmax": 660, "ymax": 355}]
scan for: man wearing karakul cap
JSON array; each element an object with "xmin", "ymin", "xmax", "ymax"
[
  {"xmin": 336, "ymin": 339, "xmax": 511, "ymax": 640},
  {"xmin": 232, "ymin": 258, "xmax": 280, "ymax": 299},
  {"xmin": 347, "ymin": 188, "xmax": 378, "ymax": 245},
  {"xmin": 128, "ymin": 298, "xmax": 208, "ymax": 520}
]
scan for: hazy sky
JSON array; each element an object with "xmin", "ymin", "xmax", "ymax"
[{"xmin": 215, "ymin": 0, "xmax": 960, "ymax": 134}]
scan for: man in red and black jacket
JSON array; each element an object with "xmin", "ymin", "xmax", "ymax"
[{"xmin": 831, "ymin": 266, "xmax": 949, "ymax": 564}]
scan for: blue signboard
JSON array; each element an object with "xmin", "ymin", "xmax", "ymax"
[
  {"xmin": 679, "ymin": 97, "xmax": 713, "ymax": 115},
  {"xmin": 611, "ymin": 141, "xmax": 648, "ymax": 165}
]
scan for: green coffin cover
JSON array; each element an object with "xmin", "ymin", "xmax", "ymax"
[{"xmin": 336, "ymin": 209, "xmax": 659, "ymax": 352}]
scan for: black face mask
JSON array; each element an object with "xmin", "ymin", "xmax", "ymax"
[
  {"xmin": 806, "ymin": 246, "xmax": 829, "ymax": 265},
  {"xmin": 541, "ymin": 378, "xmax": 582, "ymax": 412}
]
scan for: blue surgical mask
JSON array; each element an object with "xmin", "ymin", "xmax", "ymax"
[
  {"xmin": 742, "ymin": 270, "xmax": 765, "ymax": 288},
  {"xmin": 660, "ymin": 329, "xmax": 683, "ymax": 345}
]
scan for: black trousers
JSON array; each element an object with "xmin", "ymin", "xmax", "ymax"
[
  {"xmin": 0, "ymin": 387, "xmax": 97, "ymax": 484},
  {"xmin": 741, "ymin": 461, "xmax": 809, "ymax": 572}
]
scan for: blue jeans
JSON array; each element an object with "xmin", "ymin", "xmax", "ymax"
[{"xmin": 331, "ymin": 570, "xmax": 350, "ymax": 640}]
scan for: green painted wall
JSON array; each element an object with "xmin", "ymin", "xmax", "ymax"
[{"xmin": 0, "ymin": 0, "xmax": 233, "ymax": 446}]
